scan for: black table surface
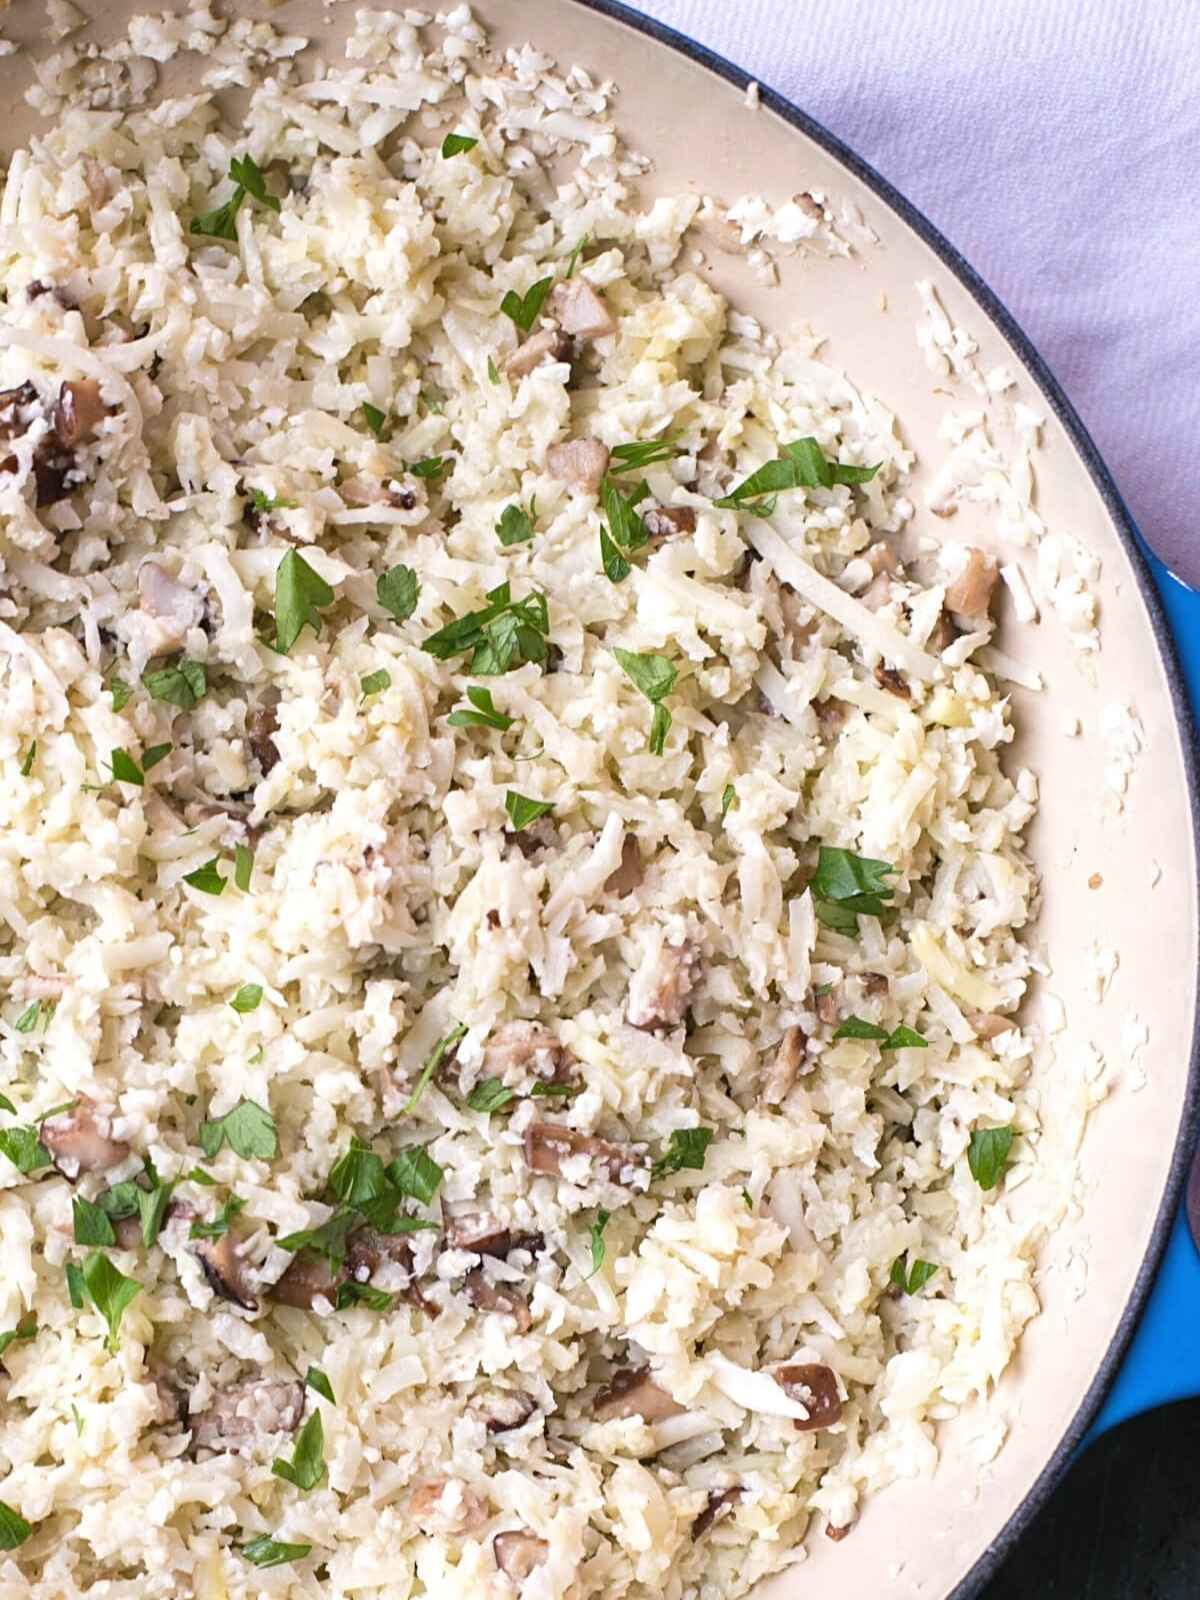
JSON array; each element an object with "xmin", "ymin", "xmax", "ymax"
[{"xmin": 982, "ymin": 1399, "xmax": 1200, "ymax": 1597}]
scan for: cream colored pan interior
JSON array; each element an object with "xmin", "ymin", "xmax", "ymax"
[{"xmin": 0, "ymin": 1, "xmax": 1195, "ymax": 1593}]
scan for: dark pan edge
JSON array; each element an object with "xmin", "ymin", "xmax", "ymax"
[{"xmin": 564, "ymin": 0, "xmax": 1200, "ymax": 1593}]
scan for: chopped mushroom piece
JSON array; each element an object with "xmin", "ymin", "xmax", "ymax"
[
  {"xmin": 493, "ymin": 1530, "xmax": 549, "ymax": 1583},
  {"xmin": 593, "ymin": 1367, "xmax": 686, "ymax": 1423},
  {"xmin": 346, "ymin": 1227, "xmax": 414, "ymax": 1283},
  {"xmin": 137, "ymin": 562, "xmax": 204, "ymax": 650},
  {"xmin": 0, "ymin": 382, "xmax": 39, "ymax": 441},
  {"xmin": 969, "ymin": 1010, "xmax": 1017, "ymax": 1041},
  {"xmin": 464, "ymin": 1270, "xmax": 532, "ymax": 1332},
  {"xmin": 53, "ymin": 379, "xmax": 107, "ymax": 447},
  {"xmin": 813, "ymin": 697, "xmax": 846, "ymax": 733},
  {"xmin": 825, "ymin": 1521, "xmax": 853, "ymax": 1542},
  {"xmin": 945, "ymin": 547, "xmax": 999, "ymax": 619},
  {"xmin": 546, "ymin": 438, "xmax": 609, "ymax": 495},
  {"xmin": 408, "ymin": 1477, "xmax": 490, "ymax": 1533},
  {"xmin": 191, "ymin": 1378, "xmax": 304, "ymax": 1452},
  {"xmin": 504, "ymin": 327, "xmax": 573, "ymax": 378},
  {"xmin": 248, "ymin": 700, "xmax": 281, "ymax": 776},
  {"xmin": 478, "ymin": 1388, "xmax": 539, "ymax": 1433},
  {"xmin": 547, "ymin": 278, "xmax": 616, "ymax": 339},
  {"xmin": 482, "ymin": 1021, "xmax": 574, "ymax": 1085},
  {"xmin": 270, "ymin": 1250, "xmax": 344, "ymax": 1311},
  {"xmin": 444, "ymin": 1211, "xmax": 512, "ymax": 1257},
  {"xmin": 775, "ymin": 1363, "xmax": 843, "ymax": 1432},
  {"xmin": 643, "ymin": 505, "xmax": 697, "ymax": 540},
  {"xmin": 874, "ymin": 662, "xmax": 910, "ymax": 699},
  {"xmin": 814, "ymin": 988, "xmax": 839, "ymax": 1027},
  {"xmin": 691, "ymin": 1486, "xmax": 742, "ymax": 1540},
  {"xmin": 863, "ymin": 973, "xmax": 890, "ymax": 1000},
  {"xmin": 41, "ymin": 1098, "xmax": 129, "ymax": 1178},
  {"xmin": 604, "ymin": 832, "xmax": 644, "ymax": 897},
  {"xmin": 523, "ymin": 1122, "xmax": 647, "ymax": 1185},
  {"xmin": 193, "ymin": 1231, "xmax": 257, "ymax": 1312},
  {"xmin": 626, "ymin": 937, "xmax": 701, "ymax": 1029},
  {"xmin": 761, "ymin": 1026, "xmax": 807, "ymax": 1105}
]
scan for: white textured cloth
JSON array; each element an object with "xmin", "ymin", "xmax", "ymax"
[{"xmin": 631, "ymin": 0, "xmax": 1198, "ymax": 581}]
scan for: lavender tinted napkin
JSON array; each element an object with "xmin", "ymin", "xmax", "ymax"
[{"xmin": 631, "ymin": 0, "xmax": 1200, "ymax": 583}]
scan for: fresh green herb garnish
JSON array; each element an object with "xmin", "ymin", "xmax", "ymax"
[
  {"xmin": 107, "ymin": 674, "xmax": 131, "ymax": 711},
  {"xmin": 191, "ymin": 153, "xmax": 280, "ymax": 239},
  {"xmin": 240, "ymin": 1536, "xmax": 312, "ymax": 1569},
  {"xmin": 610, "ymin": 436, "xmax": 684, "ymax": 471},
  {"xmin": 742, "ymin": 1187, "xmax": 754, "ymax": 1211},
  {"xmin": 65, "ymin": 1262, "xmax": 85, "ymax": 1308},
  {"xmin": 143, "ymin": 743, "xmax": 172, "ymax": 772},
  {"xmin": 0, "ymin": 1125, "xmax": 50, "ymax": 1174},
  {"xmin": 890, "ymin": 1256, "xmax": 938, "ymax": 1294},
  {"xmin": 410, "ymin": 456, "xmax": 449, "ymax": 480},
  {"xmin": 230, "ymin": 983, "xmax": 263, "ymax": 1014},
  {"xmin": 967, "ymin": 1127, "xmax": 1014, "ymax": 1191},
  {"xmin": 272, "ymin": 1410, "xmax": 326, "ymax": 1492},
  {"xmin": 18, "ymin": 743, "xmax": 35, "ymax": 777},
  {"xmin": 421, "ymin": 582, "xmax": 550, "ymax": 676},
  {"xmin": 200, "ymin": 1099, "xmax": 278, "ymax": 1161},
  {"xmin": 362, "ymin": 403, "xmax": 388, "ymax": 440},
  {"xmin": 79, "ymin": 1251, "xmax": 140, "ymax": 1352},
  {"xmin": 249, "ymin": 487, "xmax": 298, "ymax": 514},
  {"xmin": 377, "ymin": 564, "xmax": 420, "ymax": 623},
  {"xmin": 833, "ymin": 1016, "xmax": 927, "ymax": 1050},
  {"xmin": 137, "ymin": 1177, "xmax": 177, "ymax": 1248},
  {"xmin": 496, "ymin": 502, "xmax": 535, "ymax": 546},
  {"xmin": 504, "ymin": 791, "xmax": 553, "ymax": 832},
  {"xmin": 810, "ymin": 845, "xmax": 896, "ymax": 937},
  {"xmin": 403, "ymin": 1022, "xmax": 467, "ymax": 1115},
  {"xmin": 278, "ymin": 1209, "xmax": 356, "ymax": 1267},
  {"xmin": 183, "ymin": 858, "xmax": 226, "ymax": 896},
  {"xmin": 188, "ymin": 1166, "xmax": 218, "ymax": 1185},
  {"xmin": 361, "ymin": 669, "xmax": 391, "ymax": 699},
  {"xmin": 720, "ymin": 783, "xmax": 737, "ymax": 819},
  {"xmin": 0, "ymin": 1503, "xmax": 31, "ymax": 1550},
  {"xmin": 142, "ymin": 658, "xmax": 206, "ymax": 710},
  {"xmin": 73, "ymin": 1195, "xmax": 116, "ymax": 1247},
  {"xmin": 528, "ymin": 1081, "xmax": 581, "ymax": 1099},
  {"xmin": 0, "ymin": 1095, "xmax": 13, "ymax": 1114},
  {"xmin": 465, "ymin": 1078, "xmax": 516, "ymax": 1114},
  {"xmin": 0, "ymin": 1313, "xmax": 36, "ymax": 1363},
  {"xmin": 613, "ymin": 648, "xmax": 676, "ymax": 755},
  {"xmin": 234, "ymin": 844, "xmax": 254, "ymax": 894},
  {"xmin": 885, "ymin": 1025, "xmax": 927, "ymax": 1049},
  {"xmin": 335, "ymin": 1281, "xmax": 394, "ymax": 1312},
  {"xmin": 447, "ymin": 685, "xmax": 513, "ymax": 731},
  {"xmin": 274, "ymin": 549, "xmax": 334, "ymax": 655},
  {"xmin": 109, "ymin": 749, "xmax": 145, "ymax": 787},
  {"xmin": 305, "ymin": 1366, "xmax": 335, "ymax": 1405},
  {"xmin": 327, "ymin": 1142, "xmax": 387, "ymax": 1208},
  {"xmin": 564, "ymin": 234, "xmax": 588, "ymax": 279},
  {"xmin": 715, "ymin": 436, "xmax": 879, "ymax": 515},
  {"xmin": 487, "ymin": 355, "xmax": 500, "ymax": 384},
  {"xmin": 585, "ymin": 1208, "xmax": 610, "ymax": 1279},
  {"xmin": 386, "ymin": 1146, "xmax": 444, "ymax": 1206},
  {"xmin": 500, "ymin": 276, "xmax": 554, "ymax": 332},
  {"xmin": 71, "ymin": 1403, "xmax": 84, "ymax": 1436},
  {"xmin": 652, "ymin": 1127, "xmax": 715, "ymax": 1181},
  {"xmin": 14, "ymin": 1001, "xmax": 44, "ymax": 1035},
  {"xmin": 598, "ymin": 475, "xmax": 650, "ymax": 583},
  {"xmin": 189, "ymin": 1194, "xmax": 246, "ymax": 1240},
  {"xmin": 441, "ymin": 132, "xmax": 478, "ymax": 157},
  {"xmin": 421, "ymin": 386, "xmax": 445, "ymax": 415}
]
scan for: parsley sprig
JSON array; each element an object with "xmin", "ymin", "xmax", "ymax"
[
  {"xmin": 191, "ymin": 153, "xmax": 281, "ymax": 240},
  {"xmin": 422, "ymin": 583, "xmax": 550, "ymax": 676},
  {"xmin": 715, "ymin": 437, "xmax": 879, "ymax": 515},
  {"xmin": 810, "ymin": 846, "xmax": 896, "ymax": 937},
  {"xmin": 614, "ymin": 648, "xmax": 677, "ymax": 755}
]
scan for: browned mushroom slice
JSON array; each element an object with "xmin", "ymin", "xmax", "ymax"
[
  {"xmin": 776, "ymin": 1363, "xmax": 843, "ymax": 1431},
  {"xmin": 193, "ymin": 1231, "xmax": 258, "ymax": 1312},
  {"xmin": 968, "ymin": 1010, "xmax": 1017, "ymax": 1041},
  {"xmin": 927, "ymin": 609, "xmax": 959, "ymax": 653},
  {"xmin": 52, "ymin": 379, "xmax": 107, "ymax": 447},
  {"xmin": 825, "ymin": 1521, "xmax": 853, "ymax": 1542},
  {"xmin": 270, "ymin": 1249, "xmax": 344, "ymax": 1311},
  {"xmin": 493, "ymin": 1530, "xmax": 549, "ymax": 1582},
  {"xmin": 761, "ymin": 1025, "xmax": 807, "ymax": 1106},
  {"xmin": 604, "ymin": 832, "xmax": 644, "ymax": 897},
  {"xmin": 812, "ymin": 697, "xmax": 846, "ymax": 733},
  {"xmin": 593, "ymin": 1366, "xmax": 685, "ymax": 1424},
  {"xmin": 41, "ymin": 1098, "xmax": 129, "ymax": 1179},
  {"xmin": 112, "ymin": 1214, "xmax": 143, "ymax": 1251},
  {"xmin": 643, "ymin": 505, "xmax": 697, "ymax": 541},
  {"xmin": 691, "ymin": 1486, "xmax": 742, "ymax": 1540},
  {"xmin": 478, "ymin": 1389, "xmax": 539, "ymax": 1433},
  {"xmin": 444, "ymin": 1212, "xmax": 512, "ymax": 1257},
  {"xmin": 247, "ymin": 699, "xmax": 281, "ymax": 777},
  {"xmin": 523, "ymin": 1122, "xmax": 647, "ymax": 1185},
  {"xmin": 0, "ymin": 382, "xmax": 39, "ymax": 441},
  {"xmin": 482, "ymin": 1021, "xmax": 574, "ymax": 1085},
  {"xmin": 945, "ymin": 547, "xmax": 999, "ymax": 620},
  {"xmin": 814, "ymin": 988, "xmax": 839, "ymax": 1027},
  {"xmin": 546, "ymin": 438, "xmax": 610, "ymax": 495},
  {"xmin": 863, "ymin": 973, "xmax": 890, "ymax": 1000},
  {"xmin": 191, "ymin": 1378, "xmax": 304, "ymax": 1452},
  {"xmin": 504, "ymin": 327, "xmax": 574, "ymax": 378},
  {"xmin": 346, "ymin": 1227, "xmax": 414, "ymax": 1282},
  {"xmin": 408, "ymin": 1477, "xmax": 490, "ymax": 1533},
  {"xmin": 874, "ymin": 662, "xmax": 910, "ymax": 700},
  {"xmin": 464, "ymin": 1270, "xmax": 531, "ymax": 1333},
  {"xmin": 547, "ymin": 279, "xmax": 616, "ymax": 340},
  {"xmin": 626, "ymin": 938, "xmax": 700, "ymax": 1030}
]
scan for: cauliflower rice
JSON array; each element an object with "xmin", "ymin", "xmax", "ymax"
[{"xmin": 0, "ymin": 6, "xmax": 1050, "ymax": 1597}]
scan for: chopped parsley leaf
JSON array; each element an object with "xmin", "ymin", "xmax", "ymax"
[
  {"xmin": 377, "ymin": 564, "xmax": 420, "ymax": 623},
  {"xmin": 0, "ymin": 1313, "xmax": 36, "ymax": 1363},
  {"xmin": 272, "ymin": 1410, "xmax": 326, "ymax": 1492},
  {"xmin": 234, "ymin": 844, "xmax": 254, "ymax": 894},
  {"xmin": 386, "ymin": 1146, "xmax": 444, "ymax": 1206},
  {"xmin": 613, "ymin": 648, "xmax": 677, "ymax": 755},
  {"xmin": 109, "ymin": 748, "xmax": 145, "ymax": 786},
  {"xmin": 810, "ymin": 845, "xmax": 896, "ymax": 938},
  {"xmin": 564, "ymin": 233, "xmax": 588, "ymax": 279},
  {"xmin": 230, "ymin": 983, "xmax": 263, "ymax": 1014},
  {"xmin": 18, "ymin": 743, "xmax": 35, "ymax": 777},
  {"xmin": 610, "ymin": 436, "xmax": 684, "ymax": 471},
  {"xmin": 496, "ymin": 502, "xmax": 535, "ymax": 546},
  {"xmin": 421, "ymin": 582, "xmax": 550, "ymax": 676},
  {"xmin": 504, "ymin": 791, "xmax": 553, "ymax": 831},
  {"xmin": 107, "ymin": 673, "xmax": 131, "ymax": 711},
  {"xmin": 487, "ymin": 355, "xmax": 500, "ymax": 384},
  {"xmin": 652, "ymin": 1127, "xmax": 714, "ymax": 1181},
  {"xmin": 241, "ymin": 1536, "xmax": 312, "ymax": 1569},
  {"xmin": 362, "ymin": 402, "xmax": 388, "ymax": 440},
  {"xmin": 598, "ymin": 475, "xmax": 650, "ymax": 583},
  {"xmin": 273, "ymin": 550, "xmax": 334, "ymax": 655},
  {"xmin": 200, "ymin": 1099, "xmax": 278, "ymax": 1161},
  {"xmin": 585, "ymin": 1208, "xmax": 610, "ymax": 1280},
  {"xmin": 73, "ymin": 1195, "xmax": 116, "ymax": 1247},
  {"xmin": 183, "ymin": 858, "xmax": 226, "ymax": 896},
  {"xmin": 720, "ymin": 783, "xmax": 737, "ymax": 819},
  {"xmin": 890, "ymin": 1256, "xmax": 938, "ymax": 1294},
  {"xmin": 189, "ymin": 1194, "xmax": 246, "ymax": 1240},
  {"xmin": 500, "ymin": 276, "xmax": 554, "ymax": 332},
  {"xmin": 715, "ymin": 436, "xmax": 879, "ymax": 514},
  {"xmin": 410, "ymin": 455, "xmax": 449, "ymax": 480},
  {"xmin": 0, "ymin": 1125, "xmax": 50, "ymax": 1174},
  {"xmin": 441, "ymin": 132, "xmax": 478, "ymax": 157},
  {"xmin": 305, "ymin": 1366, "xmax": 335, "ymax": 1405},
  {"xmin": 447, "ymin": 684, "xmax": 513, "ymax": 731},
  {"xmin": 360, "ymin": 669, "xmax": 391, "ymax": 700},
  {"xmin": 403, "ymin": 1022, "xmax": 467, "ymax": 1115},
  {"xmin": 142, "ymin": 658, "xmax": 206, "ymax": 710},
  {"xmin": 967, "ymin": 1126, "xmax": 1014, "ymax": 1191},
  {"xmin": 0, "ymin": 1503, "xmax": 31, "ymax": 1551},
  {"xmin": 79, "ymin": 1251, "xmax": 140, "ymax": 1352},
  {"xmin": 465, "ymin": 1078, "xmax": 516, "ymax": 1114}
]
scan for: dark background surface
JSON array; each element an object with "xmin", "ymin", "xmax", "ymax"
[{"xmin": 981, "ymin": 1400, "xmax": 1200, "ymax": 1597}]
